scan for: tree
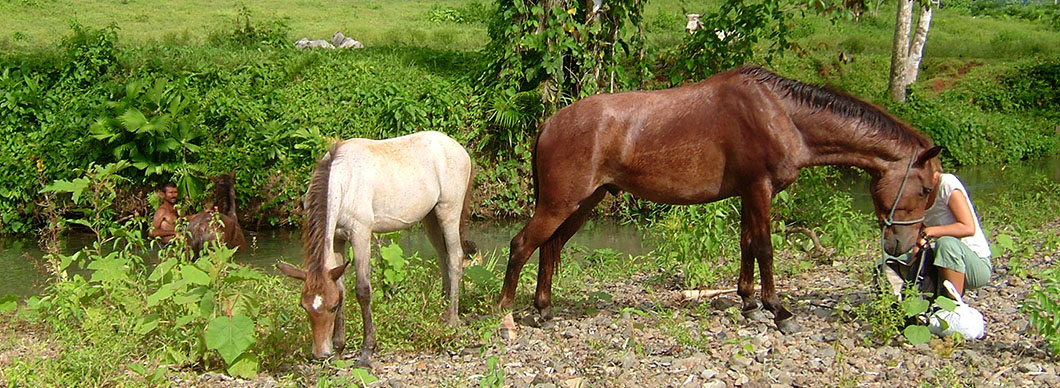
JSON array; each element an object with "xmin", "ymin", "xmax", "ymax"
[{"xmin": 889, "ymin": 0, "xmax": 935, "ymax": 102}]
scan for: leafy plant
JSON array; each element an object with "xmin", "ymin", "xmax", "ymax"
[
  {"xmin": 1022, "ymin": 265, "xmax": 1060, "ymax": 358},
  {"xmin": 480, "ymin": 355, "xmax": 505, "ymax": 388},
  {"xmin": 665, "ymin": 0, "xmax": 810, "ymax": 84},
  {"xmin": 40, "ymin": 161, "xmax": 132, "ymax": 242},
  {"xmin": 207, "ymin": 5, "xmax": 291, "ymax": 48},
  {"xmin": 480, "ymin": 0, "xmax": 646, "ymax": 151},
  {"xmin": 647, "ymin": 200, "xmax": 742, "ymax": 289},
  {"xmin": 89, "ymin": 77, "xmax": 206, "ymax": 198},
  {"xmin": 379, "ymin": 243, "xmax": 412, "ymax": 294}
]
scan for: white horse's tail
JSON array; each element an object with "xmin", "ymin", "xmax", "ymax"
[{"xmin": 303, "ymin": 147, "xmax": 337, "ymax": 277}]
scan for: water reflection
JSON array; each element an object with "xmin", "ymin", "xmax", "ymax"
[{"xmin": 1, "ymin": 220, "xmax": 651, "ymax": 298}]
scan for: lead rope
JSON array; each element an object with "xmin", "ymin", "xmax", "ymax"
[{"xmin": 880, "ymin": 154, "xmax": 924, "ymax": 254}]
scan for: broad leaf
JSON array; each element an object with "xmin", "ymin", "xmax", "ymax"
[
  {"xmin": 148, "ymin": 258, "xmax": 178, "ymax": 282},
  {"xmin": 465, "ymin": 265, "xmax": 495, "ymax": 287},
  {"xmin": 119, "ymin": 108, "xmax": 149, "ymax": 132},
  {"xmin": 205, "ymin": 315, "xmax": 256, "ymax": 365},
  {"xmin": 901, "ymin": 297, "xmax": 930, "ymax": 317},
  {"xmin": 935, "ymin": 296, "xmax": 958, "ymax": 312},
  {"xmin": 227, "ymin": 353, "xmax": 258, "ymax": 379},
  {"xmin": 0, "ymin": 295, "xmax": 16, "ymax": 313},
  {"xmin": 350, "ymin": 368, "xmax": 379, "ymax": 385},
  {"xmin": 134, "ymin": 313, "xmax": 160, "ymax": 335},
  {"xmin": 41, "ymin": 177, "xmax": 91, "ymax": 204},
  {"xmin": 903, "ymin": 325, "xmax": 932, "ymax": 344},
  {"xmin": 224, "ymin": 267, "xmax": 265, "ymax": 283},
  {"xmin": 146, "ymin": 287, "xmax": 174, "ymax": 307},
  {"xmin": 180, "ymin": 264, "xmax": 211, "ymax": 285}
]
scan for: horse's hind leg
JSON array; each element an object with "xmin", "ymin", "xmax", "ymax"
[
  {"xmin": 534, "ymin": 187, "xmax": 607, "ymax": 321},
  {"xmin": 498, "ymin": 207, "xmax": 571, "ymax": 338},
  {"xmin": 424, "ymin": 208, "xmax": 462, "ymax": 326}
]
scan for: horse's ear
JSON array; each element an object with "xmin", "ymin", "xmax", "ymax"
[
  {"xmin": 916, "ymin": 146, "xmax": 943, "ymax": 166},
  {"xmin": 328, "ymin": 260, "xmax": 350, "ymax": 281},
  {"xmin": 229, "ymin": 169, "xmax": 237, "ymax": 178},
  {"xmin": 276, "ymin": 262, "xmax": 306, "ymax": 280}
]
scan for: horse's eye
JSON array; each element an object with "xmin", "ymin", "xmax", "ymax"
[
  {"xmin": 921, "ymin": 186, "xmax": 933, "ymax": 196},
  {"xmin": 329, "ymin": 304, "xmax": 340, "ymax": 313}
]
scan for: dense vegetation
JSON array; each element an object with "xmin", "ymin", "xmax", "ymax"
[
  {"xmin": 0, "ymin": 0, "xmax": 1058, "ymax": 235},
  {"xmin": 2, "ymin": 0, "xmax": 1060, "ymax": 385}
]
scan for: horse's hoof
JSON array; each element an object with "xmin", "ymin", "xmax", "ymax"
[
  {"xmin": 742, "ymin": 308, "xmax": 769, "ymax": 322},
  {"xmin": 777, "ymin": 317, "xmax": 801, "ymax": 335},
  {"xmin": 355, "ymin": 351, "xmax": 373, "ymax": 370},
  {"xmin": 538, "ymin": 306, "xmax": 553, "ymax": 322}
]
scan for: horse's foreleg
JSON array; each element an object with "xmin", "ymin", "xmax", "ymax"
[
  {"xmin": 534, "ymin": 188, "xmax": 605, "ymax": 321},
  {"xmin": 351, "ymin": 232, "xmax": 376, "ymax": 365},
  {"xmin": 331, "ymin": 237, "xmax": 348, "ymax": 354},
  {"xmin": 743, "ymin": 186, "xmax": 799, "ymax": 334},
  {"xmin": 738, "ymin": 209, "xmax": 761, "ymax": 317}
]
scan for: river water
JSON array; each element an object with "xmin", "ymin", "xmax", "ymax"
[
  {"xmin": 0, "ymin": 220, "xmax": 652, "ymax": 298},
  {"xmin": 2, "ymin": 156, "xmax": 1058, "ymax": 298}
]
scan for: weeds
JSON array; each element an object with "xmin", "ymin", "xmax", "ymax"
[{"xmin": 1022, "ymin": 265, "xmax": 1060, "ymax": 359}]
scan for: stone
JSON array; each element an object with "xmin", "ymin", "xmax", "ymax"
[
  {"xmin": 703, "ymin": 380, "xmax": 726, "ymax": 388},
  {"xmin": 815, "ymin": 346, "xmax": 836, "ymax": 359},
  {"xmin": 1018, "ymin": 363, "xmax": 1042, "ymax": 373},
  {"xmin": 728, "ymin": 355, "xmax": 753, "ymax": 369}
]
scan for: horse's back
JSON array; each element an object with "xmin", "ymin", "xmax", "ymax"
[
  {"xmin": 329, "ymin": 131, "xmax": 472, "ymax": 231},
  {"xmin": 534, "ymin": 69, "xmax": 799, "ymax": 204}
]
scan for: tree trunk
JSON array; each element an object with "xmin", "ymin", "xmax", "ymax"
[
  {"xmin": 889, "ymin": 0, "xmax": 934, "ymax": 102},
  {"xmin": 888, "ymin": 0, "xmax": 915, "ymax": 102},
  {"xmin": 905, "ymin": 4, "xmax": 933, "ymax": 85}
]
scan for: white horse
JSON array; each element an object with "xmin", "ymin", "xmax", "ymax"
[{"xmin": 277, "ymin": 131, "xmax": 476, "ymax": 364}]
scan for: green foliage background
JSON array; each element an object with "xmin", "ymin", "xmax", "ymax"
[{"xmin": 2, "ymin": 0, "xmax": 1060, "ymax": 383}]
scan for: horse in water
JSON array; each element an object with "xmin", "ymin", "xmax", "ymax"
[
  {"xmin": 187, "ymin": 171, "xmax": 246, "ymax": 257},
  {"xmin": 498, "ymin": 66, "xmax": 942, "ymax": 339},
  {"xmin": 276, "ymin": 131, "xmax": 477, "ymax": 363}
]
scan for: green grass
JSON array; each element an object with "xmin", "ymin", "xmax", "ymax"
[{"xmin": 0, "ymin": 0, "xmax": 493, "ymax": 51}]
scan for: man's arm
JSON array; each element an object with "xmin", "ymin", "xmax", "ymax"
[{"xmin": 149, "ymin": 210, "xmax": 176, "ymax": 238}]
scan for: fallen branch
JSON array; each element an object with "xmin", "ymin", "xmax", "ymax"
[
  {"xmin": 786, "ymin": 226, "xmax": 828, "ymax": 257},
  {"xmin": 680, "ymin": 288, "xmax": 737, "ymax": 300}
]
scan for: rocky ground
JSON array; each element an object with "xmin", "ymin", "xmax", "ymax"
[
  {"xmin": 179, "ymin": 232, "xmax": 1058, "ymax": 388},
  {"xmin": 4, "ymin": 229, "xmax": 1057, "ymax": 387}
]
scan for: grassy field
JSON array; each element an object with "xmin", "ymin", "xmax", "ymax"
[
  {"xmin": 4, "ymin": 0, "xmax": 1059, "ymax": 57},
  {"xmin": 0, "ymin": 0, "xmax": 493, "ymax": 50}
]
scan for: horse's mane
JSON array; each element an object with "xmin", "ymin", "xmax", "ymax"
[
  {"xmin": 212, "ymin": 173, "xmax": 236, "ymax": 216},
  {"xmin": 736, "ymin": 66, "xmax": 932, "ymax": 148},
  {"xmin": 303, "ymin": 146, "xmax": 337, "ymax": 286}
]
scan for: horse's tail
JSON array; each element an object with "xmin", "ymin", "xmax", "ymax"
[
  {"xmin": 459, "ymin": 158, "xmax": 478, "ymax": 259},
  {"xmin": 303, "ymin": 146, "xmax": 337, "ymax": 275},
  {"xmin": 531, "ymin": 123, "xmax": 544, "ymax": 204}
]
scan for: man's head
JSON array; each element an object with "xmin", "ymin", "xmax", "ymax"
[{"xmin": 160, "ymin": 182, "xmax": 178, "ymax": 205}]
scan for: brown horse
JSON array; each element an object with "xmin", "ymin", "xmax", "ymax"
[
  {"xmin": 187, "ymin": 171, "xmax": 246, "ymax": 257},
  {"xmin": 498, "ymin": 66, "xmax": 942, "ymax": 338}
]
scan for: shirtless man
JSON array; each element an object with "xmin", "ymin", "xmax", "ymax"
[{"xmin": 149, "ymin": 182, "xmax": 180, "ymax": 244}]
